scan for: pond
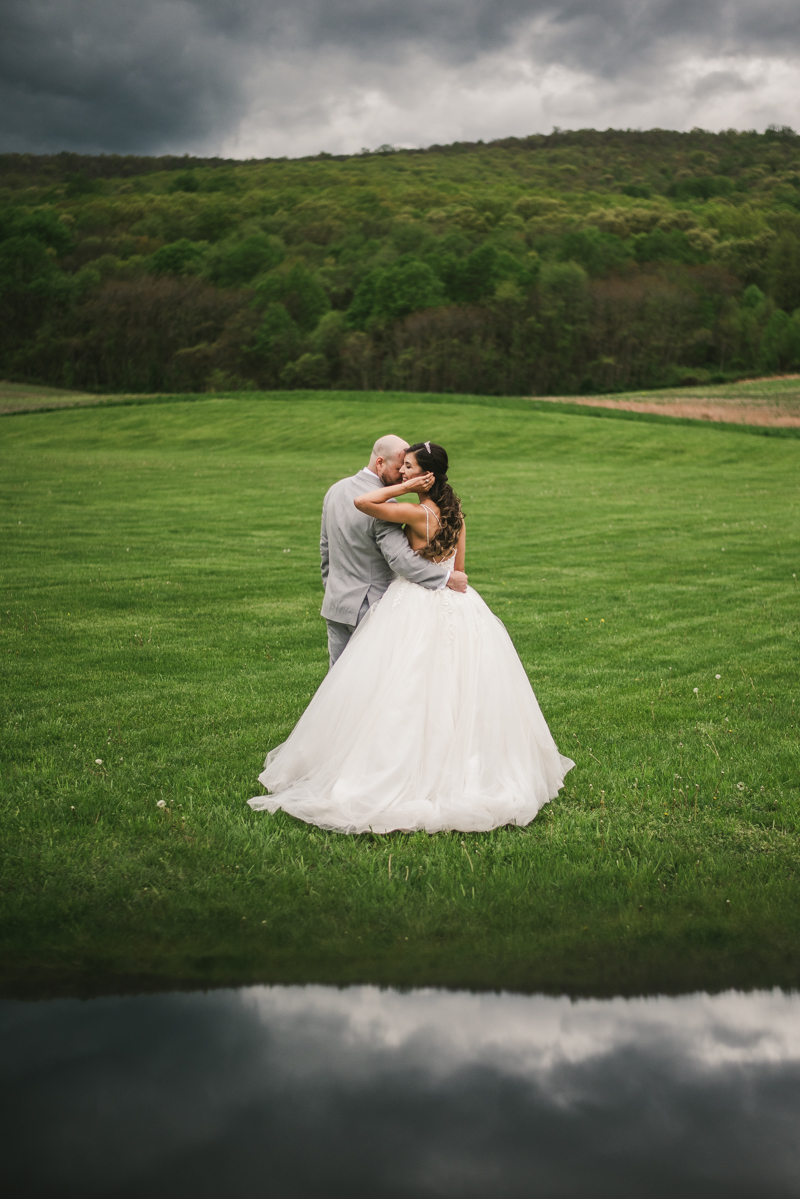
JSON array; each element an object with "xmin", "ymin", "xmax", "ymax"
[{"xmin": 3, "ymin": 984, "xmax": 800, "ymax": 1197}]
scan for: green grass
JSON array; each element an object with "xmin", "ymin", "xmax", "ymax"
[
  {"xmin": 4, "ymin": 376, "xmax": 800, "ymax": 439},
  {"xmin": 1, "ymin": 391, "xmax": 799, "ymax": 998}
]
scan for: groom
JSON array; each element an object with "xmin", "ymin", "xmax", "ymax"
[{"xmin": 320, "ymin": 434, "xmax": 468, "ymax": 667}]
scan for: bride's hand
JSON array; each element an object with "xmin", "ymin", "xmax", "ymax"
[{"xmin": 408, "ymin": 472, "xmax": 434, "ymax": 494}]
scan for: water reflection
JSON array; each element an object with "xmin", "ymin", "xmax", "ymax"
[{"xmin": 3, "ymin": 985, "xmax": 800, "ymax": 1197}]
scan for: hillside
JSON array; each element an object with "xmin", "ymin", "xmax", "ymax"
[{"xmin": 2, "ymin": 127, "xmax": 800, "ymax": 395}]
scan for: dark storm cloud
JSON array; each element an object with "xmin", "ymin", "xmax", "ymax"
[
  {"xmin": 2, "ymin": 986, "xmax": 800, "ymax": 1198},
  {"xmin": 0, "ymin": 0, "xmax": 247, "ymax": 154},
  {"xmin": 1, "ymin": 0, "xmax": 799, "ymax": 155},
  {"xmin": 277, "ymin": 0, "xmax": 800, "ymax": 68}
]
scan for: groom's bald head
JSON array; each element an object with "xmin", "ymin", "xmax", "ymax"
[{"xmin": 368, "ymin": 434, "xmax": 409, "ymax": 485}]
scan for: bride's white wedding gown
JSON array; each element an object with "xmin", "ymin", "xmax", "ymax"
[{"xmin": 248, "ymin": 556, "xmax": 574, "ymax": 834}]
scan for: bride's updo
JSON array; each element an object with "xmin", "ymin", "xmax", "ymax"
[{"xmin": 407, "ymin": 442, "xmax": 463, "ymax": 562}]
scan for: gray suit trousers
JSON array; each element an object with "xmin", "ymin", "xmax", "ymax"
[{"xmin": 326, "ymin": 595, "xmax": 370, "ymax": 669}]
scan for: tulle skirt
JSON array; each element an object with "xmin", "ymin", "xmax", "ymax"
[{"xmin": 248, "ymin": 577, "xmax": 574, "ymax": 834}]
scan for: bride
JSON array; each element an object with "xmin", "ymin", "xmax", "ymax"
[{"xmin": 248, "ymin": 442, "xmax": 574, "ymax": 834}]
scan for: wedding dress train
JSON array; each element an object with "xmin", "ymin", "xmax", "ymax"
[{"xmin": 249, "ymin": 558, "xmax": 574, "ymax": 834}]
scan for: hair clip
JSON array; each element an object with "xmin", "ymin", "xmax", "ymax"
[{"xmin": 425, "ymin": 441, "xmax": 431, "ymax": 454}]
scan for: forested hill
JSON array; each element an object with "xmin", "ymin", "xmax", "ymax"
[{"xmin": 2, "ymin": 127, "xmax": 800, "ymax": 396}]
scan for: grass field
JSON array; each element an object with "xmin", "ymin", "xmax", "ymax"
[{"xmin": 1, "ymin": 391, "xmax": 798, "ymax": 998}]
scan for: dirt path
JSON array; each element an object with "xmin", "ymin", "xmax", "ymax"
[
  {"xmin": 0, "ymin": 383, "xmax": 110, "ymax": 415},
  {"xmin": 534, "ymin": 391, "xmax": 800, "ymax": 428}
]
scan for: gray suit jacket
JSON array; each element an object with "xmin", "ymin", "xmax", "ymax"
[{"xmin": 320, "ymin": 470, "xmax": 446, "ymax": 624}]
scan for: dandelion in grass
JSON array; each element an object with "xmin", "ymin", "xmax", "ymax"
[
  {"xmin": 715, "ymin": 674, "xmax": 721, "ymax": 679},
  {"xmin": 156, "ymin": 799, "xmax": 166, "ymax": 808},
  {"xmin": 737, "ymin": 782, "xmax": 745, "ymax": 791},
  {"xmin": 95, "ymin": 758, "xmax": 103, "ymax": 765}
]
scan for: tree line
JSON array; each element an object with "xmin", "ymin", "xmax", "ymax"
[{"xmin": 2, "ymin": 126, "xmax": 800, "ymax": 396}]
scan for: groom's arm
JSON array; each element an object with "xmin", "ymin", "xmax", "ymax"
[
  {"xmin": 320, "ymin": 496, "xmax": 330, "ymax": 589},
  {"xmin": 374, "ymin": 520, "xmax": 452, "ymax": 591}
]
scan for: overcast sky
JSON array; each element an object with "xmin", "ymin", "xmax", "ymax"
[{"xmin": 2, "ymin": 0, "xmax": 799, "ymax": 158}]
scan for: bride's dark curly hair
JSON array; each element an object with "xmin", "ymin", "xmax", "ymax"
[{"xmin": 406, "ymin": 442, "xmax": 463, "ymax": 562}]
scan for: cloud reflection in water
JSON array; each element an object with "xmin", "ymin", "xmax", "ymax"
[{"xmin": 2, "ymin": 986, "xmax": 800, "ymax": 1197}]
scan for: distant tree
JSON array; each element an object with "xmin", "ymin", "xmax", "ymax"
[
  {"xmin": 760, "ymin": 309, "xmax": 800, "ymax": 371},
  {"xmin": 281, "ymin": 262, "xmax": 331, "ymax": 330},
  {"xmin": 347, "ymin": 257, "xmax": 444, "ymax": 326},
  {"xmin": 667, "ymin": 177, "xmax": 734, "ymax": 200},
  {"xmin": 250, "ymin": 302, "xmax": 302, "ymax": 383},
  {"xmin": 531, "ymin": 260, "xmax": 590, "ymax": 391},
  {"xmin": 630, "ymin": 228, "xmax": 700, "ymax": 265},
  {"xmin": 446, "ymin": 244, "xmax": 499, "ymax": 303},
  {"xmin": 205, "ymin": 234, "xmax": 284, "ymax": 287},
  {"xmin": 280, "ymin": 352, "xmax": 330, "ymax": 388},
  {"xmin": 7, "ymin": 208, "xmax": 74, "ymax": 256},
  {"xmin": 64, "ymin": 173, "xmax": 104, "ymax": 197},
  {"xmin": 169, "ymin": 171, "xmax": 199, "ymax": 193},
  {"xmin": 347, "ymin": 271, "xmax": 381, "ymax": 328},
  {"xmin": 341, "ymin": 331, "xmax": 378, "ymax": 388},
  {"xmin": 148, "ymin": 239, "xmax": 207, "ymax": 276},
  {"xmin": 310, "ymin": 310, "xmax": 348, "ymax": 382},
  {"xmin": 621, "ymin": 184, "xmax": 651, "ymax": 198},
  {"xmin": 373, "ymin": 258, "xmax": 443, "ymax": 321},
  {"xmin": 201, "ymin": 172, "xmax": 238, "ymax": 193},
  {"xmin": 62, "ymin": 277, "xmax": 245, "ymax": 391},
  {"xmin": 255, "ymin": 262, "xmax": 329, "ymax": 331},
  {"xmin": 766, "ymin": 229, "xmax": 800, "ymax": 312},
  {"xmin": 712, "ymin": 235, "xmax": 774, "ymax": 287},
  {"xmin": 0, "ymin": 235, "xmax": 72, "ymax": 353},
  {"xmin": 557, "ymin": 228, "xmax": 630, "ymax": 276}
]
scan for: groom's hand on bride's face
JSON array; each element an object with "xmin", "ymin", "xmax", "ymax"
[{"xmin": 446, "ymin": 570, "xmax": 468, "ymax": 593}]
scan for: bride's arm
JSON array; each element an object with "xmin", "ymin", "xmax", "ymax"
[
  {"xmin": 354, "ymin": 475, "xmax": 434, "ymax": 537},
  {"xmin": 454, "ymin": 521, "xmax": 466, "ymax": 572}
]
